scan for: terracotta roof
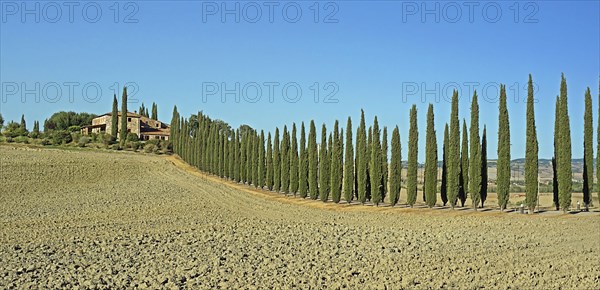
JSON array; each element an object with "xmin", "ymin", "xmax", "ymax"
[{"xmin": 96, "ymin": 111, "xmax": 142, "ymax": 118}]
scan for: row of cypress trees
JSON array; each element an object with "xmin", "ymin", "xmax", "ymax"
[{"xmin": 168, "ymin": 75, "xmax": 598, "ymax": 212}]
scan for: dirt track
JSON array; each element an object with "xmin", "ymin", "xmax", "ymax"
[{"xmin": 1, "ymin": 145, "xmax": 599, "ymax": 289}]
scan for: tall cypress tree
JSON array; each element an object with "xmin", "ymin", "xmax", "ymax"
[
  {"xmin": 407, "ymin": 105, "xmax": 418, "ymax": 207},
  {"xmin": 119, "ymin": 87, "xmax": 128, "ymax": 146},
  {"xmin": 308, "ymin": 121, "xmax": 319, "ymax": 200},
  {"xmin": 331, "ymin": 120, "xmax": 342, "ymax": 203},
  {"xmin": 281, "ymin": 126, "xmax": 290, "ymax": 193},
  {"xmin": 229, "ymin": 130, "xmax": 235, "ymax": 180},
  {"xmin": 273, "ymin": 128, "xmax": 281, "ymax": 192},
  {"xmin": 553, "ymin": 96, "xmax": 560, "ymax": 210},
  {"xmin": 240, "ymin": 131, "xmax": 247, "ymax": 182},
  {"xmin": 319, "ymin": 124, "xmax": 329, "ymax": 202},
  {"xmin": 425, "ymin": 104, "xmax": 438, "ymax": 208},
  {"xmin": 344, "ymin": 117, "xmax": 354, "ymax": 203},
  {"xmin": 299, "ymin": 122, "xmax": 309, "ymax": 198},
  {"xmin": 459, "ymin": 120, "xmax": 468, "ymax": 207},
  {"xmin": 448, "ymin": 90, "xmax": 461, "ymax": 208},
  {"xmin": 253, "ymin": 133, "xmax": 260, "ymax": 187},
  {"xmin": 557, "ymin": 74, "xmax": 572, "ymax": 212},
  {"xmin": 370, "ymin": 117, "xmax": 383, "ymax": 206},
  {"xmin": 390, "ymin": 126, "xmax": 401, "ymax": 206},
  {"xmin": 481, "ymin": 126, "xmax": 488, "ymax": 208},
  {"xmin": 497, "ymin": 84, "xmax": 511, "ymax": 211},
  {"xmin": 290, "ymin": 124, "xmax": 299, "ymax": 196},
  {"xmin": 266, "ymin": 132, "xmax": 274, "ymax": 190},
  {"xmin": 583, "ymin": 87, "xmax": 593, "ymax": 209},
  {"xmin": 246, "ymin": 132, "xmax": 254, "ymax": 185},
  {"xmin": 366, "ymin": 126, "xmax": 372, "ymax": 201},
  {"xmin": 441, "ymin": 124, "xmax": 449, "ymax": 206},
  {"xmin": 152, "ymin": 102, "xmax": 158, "ymax": 120},
  {"xmin": 111, "ymin": 94, "xmax": 118, "ymax": 139},
  {"xmin": 357, "ymin": 110, "xmax": 368, "ymax": 204},
  {"xmin": 469, "ymin": 91, "xmax": 482, "ymax": 210},
  {"xmin": 525, "ymin": 74, "xmax": 539, "ymax": 214},
  {"xmin": 381, "ymin": 127, "xmax": 388, "ymax": 202},
  {"xmin": 597, "ymin": 81, "xmax": 600, "ymax": 206},
  {"xmin": 235, "ymin": 130, "xmax": 241, "ymax": 182}
]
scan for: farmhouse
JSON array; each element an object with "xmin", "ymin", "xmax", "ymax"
[{"xmin": 80, "ymin": 111, "xmax": 170, "ymax": 141}]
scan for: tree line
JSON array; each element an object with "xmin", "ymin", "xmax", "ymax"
[{"xmin": 169, "ymin": 74, "xmax": 598, "ymax": 213}]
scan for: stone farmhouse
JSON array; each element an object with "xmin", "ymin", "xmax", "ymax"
[{"xmin": 81, "ymin": 111, "xmax": 170, "ymax": 141}]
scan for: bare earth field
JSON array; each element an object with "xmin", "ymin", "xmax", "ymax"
[{"xmin": 1, "ymin": 145, "xmax": 599, "ymax": 289}]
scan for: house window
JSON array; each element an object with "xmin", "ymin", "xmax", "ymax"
[
  {"xmin": 128, "ymin": 118, "xmax": 132, "ymax": 122},
  {"xmin": 156, "ymin": 123, "xmax": 160, "ymax": 128}
]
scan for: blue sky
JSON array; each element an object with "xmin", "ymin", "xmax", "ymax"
[{"xmin": 1, "ymin": 1, "xmax": 599, "ymax": 161}]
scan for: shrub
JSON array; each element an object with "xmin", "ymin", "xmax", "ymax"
[
  {"xmin": 90, "ymin": 133, "xmax": 98, "ymax": 143},
  {"xmin": 126, "ymin": 133, "xmax": 139, "ymax": 142},
  {"xmin": 6, "ymin": 137, "xmax": 14, "ymax": 143},
  {"xmin": 131, "ymin": 141, "xmax": 142, "ymax": 151},
  {"xmin": 78, "ymin": 137, "xmax": 91, "ymax": 147},
  {"xmin": 14, "ymin": 136, "xmax": 29, "ymax": 144},
  {"xmin": 41, "ymin": 139, "xmax": 51, "ymax": 146},
  {"xmin": 51, "ymin": 130, "xmax": 73, "ymax": 145},
  {"xmin": 71, "ymin": 133, "xmax": 81, "ymax": 144},
  {"xmin": 110, "ymin": 144, "xmax": 121, "ymax": 150},
  {"xmin": 67, "ymin": 125, "xmax": 81, "ymax": 132},
  {"xmin": 144, "ymin": 143, "xmax": 156, "ymax": 153}
]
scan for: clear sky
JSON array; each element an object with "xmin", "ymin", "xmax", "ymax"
[{"xmin": 1, "ymin": 1, "xmax": 599, "ymax": 161}]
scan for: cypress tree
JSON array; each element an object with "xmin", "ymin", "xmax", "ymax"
[
  {"xmin": 240, "ymin": 131, "xmax": 247, "ymax": 182},
  {"xmin": 370, "ymin": 117, "xmax": 383, "ymax": 206},
  {"xmin": 152, "ymin": 102, "xmax": 158, "ymax": 120},
  {"xmin": 553, "ymin": 96, "xmax": 560, "ymax": 210},
  {"xmin": 328, "ymin": 133, "xmax": 333, "ymax": 195},
  {"xmin": 235, "ymin": 130, "xmax": 241, "ymax": 182},
  {"xmin": 273, "ymin": 128, "xmax": 281, "ymax": 192},
  {"xmin": 424, "ymin": 104, "xmax": 438, "ymax": 208},
  {"xmin": 229, "ymin": 131, "xmax": 235, "ymax": 180},
  {"xmin": 525, "ymin": 74, "xmax": 539, "ymax": 214},
  {"xmin": 247, "ymin": 132, "xmax": 254, "ymax": 185},
  {"xmin": 308, "ymin": 121, "xmax": 319, "ymax": 199},
  {"xmin": 481, "ymin": 126, "xmax": 488, "ymax": 208},
  {"xmin": 557, "ymin": 74, "xmax": 572, "ymax": 213},
  {"xmin": 253, "ymin": 133, "xmax": 260, "ymax": 187},
  {"xmin": 111, "ymin": 94, "xmax": 118, "ymax": 139},
  {"xmin": 469, "ymin": 91, "xmax": 482, "ymax": 210},
  {"xmin": 407, "ymin": 105, "xmax": 418, "ymax": 207},
  {"xmin": 266, "ymin": 132, "xmax": 274, "ymax": 190},
  {"xmin": 299, "ymin": 122, "xmax": 309, "ymax": 198},
  {"xmin": 119, "ymin": 87, "xmax": 128, "ymax": 146},
  {"xmin": 382, "ymin": 127, "xmax": 388, "ymax": 202},
  {"xmin": 366, "ymin": 126, "xmax": 372, "ymax": 201},
  {"xmin": 319, "ymin": 124, "xmax": 329, "ymax": 202},
  {"xmin": 170, "ymin": 107, "xmax": 179, "ymax": 149},
  {"xmin": 290, "ymin": 124, "xmax": 299, "ymax": 196},
  {"xmin": 139, "ymin": 103, "xmax": 145, "ymax": 117},
  {"xmin": 331, "ymin": 120, "xmax": 342, "ymax": 203},
  {"xmin": 597, "ymin": 81, "xmax": 600, "ymax": 206},
  {"xmin": 448, "ymin": 90, "xmax": 461, "ymax": 208},
  {"xmin": 357, "ymin": 110, "xmax": 368, "ymax": 204},
  {"xmin": 459, "ymin": 120, "xmax": 469, "ymax": 207},
  {"xmin": 389, "ymin": 126, "xmax": 401, "ymax": 206},
  {"xmin": 583, "ymin": 87, "xmax": 593, "ymax": 209},
  {"xmin": 344, "ymin": 117, "xmax": 355, "ymax": 203},
  {"xmin": 441, "ymin": 124, "xmax": 449, "ymax": 206},
  {"xmin": 281, "ymin": 126, "xmax": 290, "ymax": 193},
  {"xmin": 497, "ymin": 85, "xmax": 511, "ymax": 211}
]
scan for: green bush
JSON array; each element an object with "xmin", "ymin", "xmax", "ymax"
[
  {"xmin": 67, "ymin": 125, "xmax": 81, "ymax": 132},
  {"xmin": 14, "ymin": 136, "xmax": 29, "ymax": 144},
  {"xmin": 78, "ymin": 137, "xmax": 91, "ymax": 147},
  {"xmin": 51, "ymin": 130, "xmax": 73, "ymax": 145},
  {"xmin": 5, "ymin": 137, "xmax": 13, "ymax": 143},
  {"xmin": 126, "ymin": 133, "xmax": 139, "ymax": 142},
  {"xmin": 110, "ymin": 144, "xmax": 121, "ymax": 150},
  {"xmin": 40, "ymin": 139, "xmax": 51, "ymax": 146},
  {"xmin": 131, "ymin": 141, "xmax": 142, "ymax": 151},
  {"xmin": 144, "ymin": 143, "xmax": 156, "ymax": 153}
]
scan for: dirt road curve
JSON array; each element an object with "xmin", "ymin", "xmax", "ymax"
[{"xmin": 1, "ymin": 146, "xmax": 599, "ymax": 289}]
